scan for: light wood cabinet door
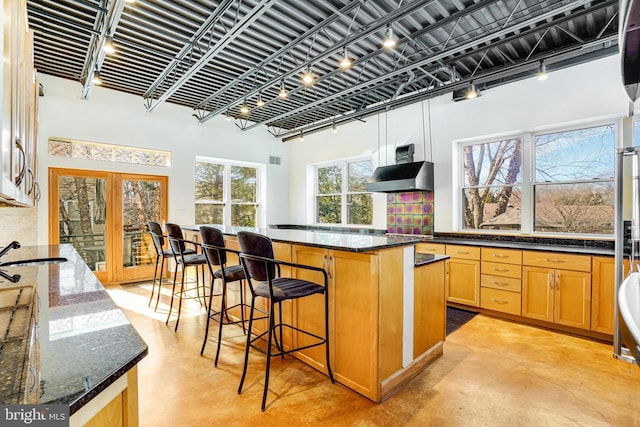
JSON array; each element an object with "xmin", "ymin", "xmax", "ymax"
[
  {"xmin": 522, "ymin": 266, "xmax": 554, "ymax": 323},
  {"xmin": 555, "ymin": 269, "xmax": 591, "ymax": 330},
  {"xmin": 416, "ymin": 243, "xmax": 446, "ymax": 255},
  {"xmin": 591, "ymin": 256, "xmax": 628, "ymax": 335},
  {"xmin": 446, "ymin": 258, "xmax": 480, "ymax": 307},
  {"xmin": 414, "ymin": 261, "xmax": 446, "ymax": 357}
]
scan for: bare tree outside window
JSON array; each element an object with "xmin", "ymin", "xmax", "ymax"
[
  {"xmin": 316, "ymin": 159, "xmax": 373, "ymax": 225},
  {"xmin": 462, "ymin": 139, "xmax": 522, "ymax": 230}
]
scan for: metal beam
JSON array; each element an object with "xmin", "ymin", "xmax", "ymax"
[{"xmin": 144, "ymin": 0, "xmax": 277, "ymax": 113}]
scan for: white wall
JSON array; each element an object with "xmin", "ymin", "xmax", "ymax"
[
  {"xmin": 35, "ymin": 74, "xmax": 290, "ymax": 245},
  {"xmin": 288, "ymin": 54, "xmax": 633, "ymax": 231}
]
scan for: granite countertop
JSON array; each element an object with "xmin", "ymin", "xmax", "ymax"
[
  {"xmin": 182, "ymin": 225, "xmax": 420, "ymax": 252},
  {"xmin": 0, "ymin": 244, "xmax": 148, "ymax": 414},
  {"xmin": 415, "ymin": 253, "xmax": 449, "ymax": 267}
]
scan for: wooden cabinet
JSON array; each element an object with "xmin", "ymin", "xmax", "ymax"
[
  {"xmin": 591, "ymin": 256, "xmax": 628, "ymax": 335},
  {"xmin": 446, "ymin": 245, "xmax": 480, "ymax": 307},
  {"xmin": 480, "ymin": 248, "xmax": 522, "ymax": 315},
  {"xmin": 522, "ymin": 251, "xmax": 591, "ymax": 330},
  {"xmin": 414, "ymin": 260, "xmax": 446, "ymax": 357},
  {"xmin": 416, "ymin": 242, "xmax": 446, "ymax": 255},
  {"xmin": 0, "ymin": 0, "xmax": 39, "ymax": 205}
]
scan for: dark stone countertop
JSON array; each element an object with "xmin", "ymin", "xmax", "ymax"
[
  {"xmin": 182, "ymin": 225, "xmax": 420, "ymax": 252},
  {"xmin": 415, "ymin": 253, "xmax": 449, "ymax": 267},
  {"xmin": 0, "ymin": 244, "xmax": 147, "ymax": 414}
]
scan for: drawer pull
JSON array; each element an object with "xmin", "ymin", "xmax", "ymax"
[
  {"xmin": 543, "ymin": 258, "xmax": 564, "ymax": 263},
  {"xmin": 491, "ymin": 298, "xmax": 509, "ymax": 305},
  {"xmin": 491, "ymin": 280, "xmax": 509, "ymax": 287},
  {"xmin": 492, "ymin": 254, "xmax": 508, "ymax": 259},
  {"xmin": 492, "ymin": 268, "xmax": 509, "ymax": 272},
  {"xmin": 456, "ymin": 251, "xmax": 470, "ymax": 255}
]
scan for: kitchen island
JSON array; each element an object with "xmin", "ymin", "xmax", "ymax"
[
  {"xmin": 183, "ymin": 225, "xmax": 448, "ymax": 402},
  {"xmin": 0, "ymin": 244, "xmax": 147, "ymax": 426}
]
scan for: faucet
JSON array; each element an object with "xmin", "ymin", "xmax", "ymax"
[{"xmin": 0, "ymin": 241, "xmax": 21, "ymax": 259}]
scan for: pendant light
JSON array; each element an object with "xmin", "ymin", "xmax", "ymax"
[
  {"xmin": 102, "ymin": 35, "xmax": 116, "ymax": 54},
  {"xmin": 331, "ymin": 121, "xmax": 337, "ymax": 134},
  {"xmin": 465, "ymin": 82, "xmax": 480, "ymax": 99},
  {"xmin": 537, "ymin": 60, "xmax": 549, "ymax": 81},
  {"xmin": 301, "ymin": 67, "xmax": 315, "ymax": 86},
  {"xmin": 256, "ymin": 93, "xmax": 265, "ymax": 107},
  {"xmin": 278, "ymin": 81, "xmax": 288, "ymax": 99},
  {"xmin": 382, "ymin": 26, "xmax": 397, "ymax": 48},
  {"xmin": 339, "ymin": 47, "xmax": 353, "ymax": 69},
  {"xmin": 92, "ymin": 69, "xmax": 102, "ymax": 85},
  {"xmin": 239, "ymin": 101, "xmax": 250, "ymax": 114}
]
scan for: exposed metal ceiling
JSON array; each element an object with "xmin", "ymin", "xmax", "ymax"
[{"xmin": 27, "ymin": 0, "xmax": 620, "ymax": 141}]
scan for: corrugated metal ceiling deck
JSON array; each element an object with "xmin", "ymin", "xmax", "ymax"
[{"xmin": 26, "ymin": 0, "xmax": 620, "ymax": 140}]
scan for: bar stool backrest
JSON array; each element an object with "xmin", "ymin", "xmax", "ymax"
[
  {"xmin": 237, "ymin": 231, "xmax": 276, "ymax": 281},
  {"xmin": 199, "ymin": 226, "xmax": 227, "ymax": 266},
  {"xmin": 147, "ymin": 221, "xmax": 165, "ymax": 251},
  {"xmin": 165, "ymin": 223, "xmax": 187, "ymax": 255}
]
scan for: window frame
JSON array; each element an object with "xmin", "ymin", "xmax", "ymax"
[
  {"xmin": 312, "ymin": 155, "xmax": 373, "ymax": 226},
  {"xmin": 458, "ymin": 119, "xmax": 618, "ymax": 237},
  {"xmin": 195, "ymin": 157, "xmax": 263, "ymax": 227}
]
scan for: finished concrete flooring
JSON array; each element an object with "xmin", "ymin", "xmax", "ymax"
[{"xmin": 107, "ymin": 282, "xmax": 640, "ymax": 426}]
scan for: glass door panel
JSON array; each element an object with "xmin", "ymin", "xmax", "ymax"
[{"xmin": 119, "ymin": 178, "xmax": 163, "ymax": 281}]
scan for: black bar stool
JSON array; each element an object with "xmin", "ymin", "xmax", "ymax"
[
  {"xmin": 237, "ymin": 230, "xmax": 334, "ymax": 411},
  {"xmin": 165, "ymin": 223, "xmax": 208, "ymax": 331},
  {"xmin": 147, "ymin": 221, "xmax": 184, "ymax": 311},
  {"xmin": 200, "ymin": 225, "xmax": 264, "ymax": 366}
]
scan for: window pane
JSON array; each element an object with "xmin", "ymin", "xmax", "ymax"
[
  {"xmin": 318, "ymin": 165, "xmax": 342, "ymax": 195},
  {"xmin": 462, "ymin": 186, "xmax": 521, "ymax": 230},
  {"xmin": 534, "ymin": 182, "xmax": 614, "ymax": 234},
  {"xmin": 195, "ymin": 162, "xmax": 224, "ymax": 201},
  {"xmin": 635, "ymin": 120, "xmax": 640, "ymax": 146},
  {"xmin": 122, "ymin": 179, "xmax": 161, "ymax": 268},
  {"xmin": 231, "ymin": 166, "xmax": 257, "ymax": 203},
  {"xmin": 463, "ymin": 139, "xmax": 522, "ymax": 186},
  {"xmin": 348, "ymin": 160, "xmax": 373, "ymax": 192},
  {"xmin": 347, "ymin": 194, "xmax": 373, "ymax": 225},
  {"xmin": 535, "ymin": 125, "xmax": 615, "ymax": 182},
  {"xmin": 231, "ymin": 204, "xmax": 256, "ymax": 227},
  {"xmin": 317, "ymin": 195, "xmax": 341, "ymax": 223},
  {"xmin": 195, "ymin": 204, "xmax": 223, "ymax": 224}
]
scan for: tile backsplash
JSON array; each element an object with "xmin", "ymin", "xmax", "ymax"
[
  {"xmin": 0, "ymin": 207, "xmax": 38, "ymax": 246},
  {"xmin": 386, "ymin": 191, "xmax": 434, "ymax": 235}
]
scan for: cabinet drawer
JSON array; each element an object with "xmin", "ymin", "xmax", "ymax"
[
  {"xmin": 446, "ymin": 245, "xmax": 480, "ymax": 260},
  {"xmin": 481, "ymin": 261, "xmax": 522, "ymax": 279},
  {"xmin": 481, "ymin": 274, "xmax": 522, "ymax": 292},
  {"xmin": 416, "ymin": 243, "xmax": 446, "ymax": 255},
  {"xmin": 481, "ymin": 288, "xmax": 521, "ymax": 315},
  {"xmin": 522, "ymin": 251, "xmax": 591, "ymax": 272},
  {"xmin": 481, "ymin": 247, "xmax": 522, "ymax": 265}
]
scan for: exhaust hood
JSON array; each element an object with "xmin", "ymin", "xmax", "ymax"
[{"xmin": 366, "ymin": 144, "xmax": 434, "ymax": 193}]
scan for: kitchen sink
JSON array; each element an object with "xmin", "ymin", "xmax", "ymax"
[{"xmin": 0, "ymin": 257, "xmax": 68, "ymax": 267}]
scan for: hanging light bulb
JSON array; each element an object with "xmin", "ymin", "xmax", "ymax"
[
  {"xmin": 299, "ymin": 131, "xmax": 304, "ymax": 141},
  {"xmin": 301, "ymin": 67, "xmax": 315, "ymax": 86},
  {"xmin": 278, "ymin": 81, "xmax": 288, "ymax": 99},
  {"xmin": 225, "ymin": 110, "xmax": 231, "ymax": 121},
  {"xmin": 239, "ymin": 101, "xmax": 250, "ymax": 114},
  {"xmin": 256, "ymin": 93, "xmax": 265, "ymax": 107},
  {"xmin": 339, "ymin": 47, "xmax": 353, "ymax": 69},
  {"xmin": 124, "ymin": 0, "xmax": 136, "ymax": 3},
  {"xmin": 102, "ymin": 35, "xmax": 116, "ymax": 54},
  {"xmin": 92, "ymin": 69, "xmax": 102, "ymax": 85},
  {"xmin": 537, "ymin": 60, "xmax": 549, "ymax": 81},
  {"xmin": 331, "ymin": 122, "xmax": 337, "ymax": 134},
  {"xmin": 382, "ymin": 26, "xmax": 397, "ymax": 48},
  {"xmin": 465, "ymin": 82, "xmax": 480, "ymax": 99}
]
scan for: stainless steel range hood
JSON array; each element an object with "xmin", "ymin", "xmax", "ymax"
[{"xmin": 366, "ymin": 144, "xmax": 434, "ymax": 193}]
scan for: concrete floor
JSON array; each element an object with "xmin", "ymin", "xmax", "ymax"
[{"xmin": 107, "ymin": 282, "xmax": 640, "ymax": 426}]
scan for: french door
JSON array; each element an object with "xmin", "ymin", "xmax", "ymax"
[{"xmin": 49, "ymin": 168, "xmax": 168, "ymax": 285}]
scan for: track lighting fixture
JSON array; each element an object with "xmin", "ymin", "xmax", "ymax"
[
  {"xmin": 102, "ymin": 35, "xmax": 116, "ymax": 54},
  {"xmin": 278, "ymin": 81, "xmax": 288, "ymax": 99},
  {"xmin": 239, "ymin": 102, "xmax": 250, "ymax": 114},
  {"xmin": 382, "ymin": 26, "xmax": 397, "ymax": 48},
  {"xmin": 92, "ymin": 69, "xmax": 102, "ymax": 85},
  {"xmin": 465, "ymin": 82, "xmax": 480, "ymax": 99},
  {"xmin": 537, "ymin": 60, "xmax": 549, "ymax": 81},
  {"xmin": 301, "ymin": 67, "xmax": 315, "ymax": 86},
  {"xmin": 339, "ymin": 47, "xmax": 353, "ymax": 69},
  {"xmin": 256, "ymin": 93, "xmax": 265, "ymax": 107}
]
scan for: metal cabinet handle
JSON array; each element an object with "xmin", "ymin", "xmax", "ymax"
[
  {"xmin": 492, "ymin": 254, "xmax": 508, "ymax": 259},
  {"xmin": 14, "ymin": 138, "xmax": 26, "ymax": 187},
  {"xmin": 491, "ymin": 280, "xmax": 509, "ymax": 287},
  {"xmin": 491, "ymin": 298, "xmax": 508, "ymax": 305},
  {"xmin": 556, "ymin": 273, "xmax": 560, "ymax": 290},
  {"xmin": 328, "ymin": 256, "xmax": 333, "ymax": 279},
  {"xmin": 543, "ymin": 258, "xmax": 564, "ymax": 263},
  {"xmin": 456, "ymin": 250, "xmax": 470, "ymax": 255},
  {"xmin": 492, "ymin": 267, "xmax": 509, "ymax": 272},
  {"xmin": 549, "ymin": 273, "xmax": 554, "ymax": 289}
]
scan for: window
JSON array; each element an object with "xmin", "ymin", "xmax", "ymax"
[
  {"xmin": 195, "ymin": 159, "xmax": 260, "ymax": 227},
  {"xmin": 315, "ymin": 158, "xmax": 373, "ymax": 225},
  {"xmin": 460, "ymin": 122, "xmax": 615, "ymax": 235}
]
